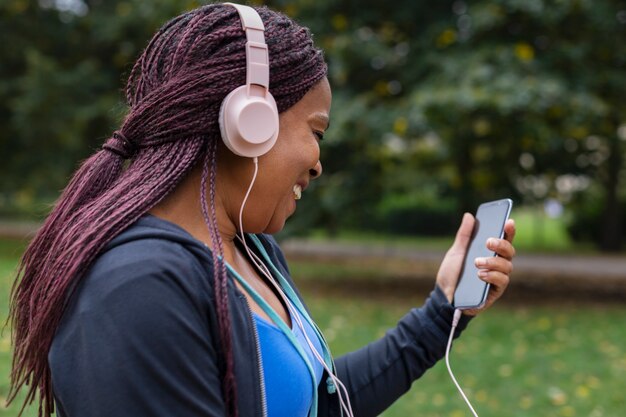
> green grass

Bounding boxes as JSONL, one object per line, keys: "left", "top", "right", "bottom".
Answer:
{"left": 304, "top": 290, "right": 626, "bottom": 417}
{"left": 0, "top": 239, "right": 624, "bottom": 417}
{"left": 0, "top": 247, "right": 39, "bottom": 417}
{"left": 0, "top": 238, "right": 41, "bottom": 416}
{"left": 510, "top": 208, "right": 595, "bottom": 254}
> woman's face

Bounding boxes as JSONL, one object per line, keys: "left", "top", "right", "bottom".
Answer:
{"left": 219, "top": 78, "right": 332, "bottom": 235}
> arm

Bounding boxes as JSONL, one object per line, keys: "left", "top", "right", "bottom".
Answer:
{"left": 320, "top": 215, "right": 516, "bottom": 416}
{"left": 328, "top": 286, "right": 470, "bottom": 417}
{"left": 49, "top": 241, "right": 225, "bottom": 417}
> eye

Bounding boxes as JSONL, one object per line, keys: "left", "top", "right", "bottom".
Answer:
{"left": 314, "top": 131, "right": 325, "bottom": 142}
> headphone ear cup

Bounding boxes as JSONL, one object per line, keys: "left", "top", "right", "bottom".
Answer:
{"left": 219, "top": 86, "right": 279, "bottom": 158}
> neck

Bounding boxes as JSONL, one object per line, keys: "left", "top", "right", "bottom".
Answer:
{"left": 148, "top": 163, "right": 241, "bottom": 265}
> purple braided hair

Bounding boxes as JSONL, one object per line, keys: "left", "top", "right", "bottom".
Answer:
{"left": 8, "top": 4, "right": 327, "bottom": 417}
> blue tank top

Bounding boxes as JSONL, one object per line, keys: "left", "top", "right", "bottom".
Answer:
{"left": 253, "top": 308, "right": 324, "bottom": 417}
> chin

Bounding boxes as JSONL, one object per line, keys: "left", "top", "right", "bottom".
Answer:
{"left": 261, "top": 213, "right": 290, "bottom": 235}
{"left": 258, "top": 203, "right": 293, "bottom": 235}
{"left": 263, "top": 221, "right": 286, "bottom": 235}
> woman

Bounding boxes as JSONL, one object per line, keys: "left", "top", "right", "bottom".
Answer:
{"left": 9, "top": 4, "right": 516, "bottom": 417}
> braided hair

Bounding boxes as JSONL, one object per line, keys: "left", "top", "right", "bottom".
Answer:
{"left": 8, "top": 4, "right": 327, "bottom": 416}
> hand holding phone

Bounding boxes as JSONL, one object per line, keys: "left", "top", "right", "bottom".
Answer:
{"left": 453, "top": 199, "right": 513, "bottom": 310}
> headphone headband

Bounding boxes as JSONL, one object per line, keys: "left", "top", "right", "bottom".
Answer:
{"left": 225, "top": 3, "right": 270, "bottom": 93}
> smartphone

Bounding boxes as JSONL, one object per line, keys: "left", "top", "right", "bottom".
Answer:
{"left": 453, "top": 198, "right": 513, "bottom": 310}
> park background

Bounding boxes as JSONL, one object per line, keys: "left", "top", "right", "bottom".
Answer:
{"left": 0, "top": 0, "right": 625, "bottom": 416}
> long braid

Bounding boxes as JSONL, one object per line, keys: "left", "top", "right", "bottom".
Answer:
{"left": 9, "top": 4, "right": 327, "bottom": 417}
{"left": 200, "top": 139, "right": 238, "bottom": 416}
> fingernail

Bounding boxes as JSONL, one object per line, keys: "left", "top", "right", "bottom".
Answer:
{"left": 475, "top": 257, "right": 487, "bottom": 267}
{"left": 478, "top": 270, "right": 488, "bottom": 277}
{"left": 488, "top": 238, "right": 499, "bottom": 248}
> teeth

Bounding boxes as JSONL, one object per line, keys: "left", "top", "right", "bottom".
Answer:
{"left": 293, "top": 184, "right": 302, "bottom": 200}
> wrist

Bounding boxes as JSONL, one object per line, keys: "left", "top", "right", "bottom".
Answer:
{"left": 436, "top": 282, "right": 455, "bottom": 303}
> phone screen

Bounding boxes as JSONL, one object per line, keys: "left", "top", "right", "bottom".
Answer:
{"left": 453, "top": 199, "right": 512, "bottom": 309}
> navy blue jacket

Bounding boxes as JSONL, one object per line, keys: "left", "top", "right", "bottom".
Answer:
{"left": 49, "top": 215, "right": 470, "bottom": 417}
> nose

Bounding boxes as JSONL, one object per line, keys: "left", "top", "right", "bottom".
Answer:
{"left": 309, "top": 160, "right": 323, "bottom": 179}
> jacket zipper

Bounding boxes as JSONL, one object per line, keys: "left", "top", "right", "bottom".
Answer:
{"left": 242, "top": 295, "right": 268, "bottom": 417}
{"left": 203, "top": 241, "right": 267, "bottom": 417}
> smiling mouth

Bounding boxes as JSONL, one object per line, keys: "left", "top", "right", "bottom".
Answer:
{"left": 293, "top": 184, "right": 302, "bottom": 200}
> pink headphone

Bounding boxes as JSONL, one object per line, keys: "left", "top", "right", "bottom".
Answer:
{"left": 219, "top": 3, "right": 279, "bottom": 158}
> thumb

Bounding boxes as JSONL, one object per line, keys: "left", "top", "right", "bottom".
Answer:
{"left": 452, "top": 212, "right": 475, "bottom": 252}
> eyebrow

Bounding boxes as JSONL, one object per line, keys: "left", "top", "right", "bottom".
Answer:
{"left": 312, "top": 113, "right": 330, "bottom": 130}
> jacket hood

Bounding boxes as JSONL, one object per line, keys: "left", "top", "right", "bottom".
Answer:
{"left": 104, "top": 214, "right": 208, "bottom": 254}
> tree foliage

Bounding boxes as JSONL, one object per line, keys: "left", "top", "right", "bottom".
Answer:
{"left": 275, "top": 0, "right": 626, "bottom": 249}
{"left": 1, "top": 0, "right": 625, "bottom": 249}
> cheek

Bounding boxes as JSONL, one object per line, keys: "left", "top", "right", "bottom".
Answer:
{"left": 290, "top": 141, "right": 320, "bottom": 176}
{"left": 268, "top": 143, "right": 315, "bottom": 182}
{"left": 250, "top": 189, "right": 293, "bottom": 234}
{"left": 247, "top": 167, "right": 294, "bottom": 216}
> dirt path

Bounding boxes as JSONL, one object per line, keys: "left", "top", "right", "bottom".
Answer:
{"left": 281, "top": 239, "right": 626, "bottom": 303}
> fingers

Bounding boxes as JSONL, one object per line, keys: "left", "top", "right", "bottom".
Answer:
{"left": 503, "top": 219, "right": 516, "bottom": 243}
{"left": 475, "top": 254, "right": 514, "bottom": 275}
{"left": 452, "top": 212, "right": 475, "bottom": 252}
{"left": 462, "top": 218, "right": 516, "bottom": 316}
{"left": 477, "top": 269, "right": 510, "bottom": 290}
{"left": 460, "top": 269, "right": 510, "bottom": 316}
{"left": 486, "top": 237, "right": 516, "bottom": 260}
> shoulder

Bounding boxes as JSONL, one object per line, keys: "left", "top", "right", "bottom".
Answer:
{"left": 95, "top": 236, "right": 207, "bottom": 278}
{"left": 50, "top": 224, "right": 226, "bottom": 417}
{"left": 70, "top": 218, "right": 216, "bottom": 322}
{"left": 92, "top": 237, "right": 209, "bottom": 293}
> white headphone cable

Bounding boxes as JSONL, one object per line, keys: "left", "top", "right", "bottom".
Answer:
{"left": 245, "top": 247, "right": 355, "bottom": 417}
{"left": 446, "top": 309, "right": 480, "bottom": 417}
{"left": 235, "top": 158, "right": 354, "bottom": 417}
{"left": 257, "top": 264, "right": 355, "bottom": 417}
{"left": 285, "top": 298, "right": 355, "bottom": 417}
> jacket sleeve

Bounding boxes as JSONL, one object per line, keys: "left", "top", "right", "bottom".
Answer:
{"left": 49, "top": 240, "right": 226, "bottom": 417}
{"left": 320, "top": 286, "right": 472, "bottom": 417}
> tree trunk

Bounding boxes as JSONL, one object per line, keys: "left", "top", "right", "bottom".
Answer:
{"left": 599, "top": 136, "right": 624, "bottom": 252}
{"left": 455, "top": 131, "right": 475, "bottom": 215}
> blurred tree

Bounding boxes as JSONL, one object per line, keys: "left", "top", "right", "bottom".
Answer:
{"left": 0, "top": 0, "right": 194, "bottom": 217}
{"left": 403, "top": 0, "right": 626, "bottom": 250}
{"left": 1, "top": 0, "right": 625, "bottom": 250}
{"left": 269, "top": 0, "right": 465, "bottom": 234}
{"left": 271, "top": 0, "right": 626, "bottom": 249}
